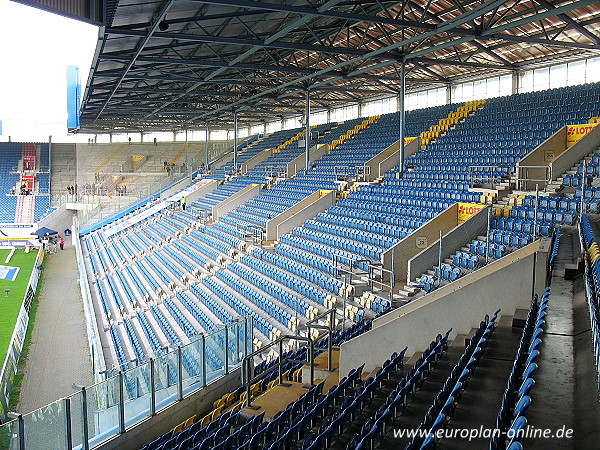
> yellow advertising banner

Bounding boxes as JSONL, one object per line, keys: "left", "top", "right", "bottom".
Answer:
{"left": 404, "top": 136, "right": 417, "bottom": 145}
{"left": 132, "top": 155, "right": 144, "bottom": 162}
{"left": 457, "top": 202, "right": 485, "bottom": 223}
{"left": 567, "top": 123, "right": 598, "bottom": 147}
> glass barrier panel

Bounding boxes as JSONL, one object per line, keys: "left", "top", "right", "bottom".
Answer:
{"left": 22, "top": 398, "right": 67, "bottom": 449}
{"left": 154, "top": 351, "right": 178, "bottom": 412}
{"left": 68, "top": 391, "right": 86, "bottom": 450}
{"left": 181, "top": 339, "right": 204, "bottom": 396}
{"left": 227, "top": 321, "right": 243, "bottom": 371}
{"left": 0, "top": 418, "right": 20, "bottom": 450}
{"left": 123, "top": 362, "right": 152, "bottom": 429}
{"left": 86, "top": 375, "right": 121, "bottom": 447}
{"left": 205, "top": 328, "right": 225, "bottom": 384}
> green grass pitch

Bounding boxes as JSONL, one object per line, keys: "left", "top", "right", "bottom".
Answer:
{"left": 0, "top": 249, "right": 37, "bottom": 368}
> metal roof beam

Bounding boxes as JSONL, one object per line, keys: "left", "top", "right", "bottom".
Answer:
{"left": 104, "top": 27, "right": 401, "bottom": 59}
{"left": 185, "top": 0, "right": 434, "bottom": 30}
{"left": 411, "top": 56, "right": 514, "bottom": 70}
{"left": 94, "top": 0, "right": 176, "bottom": 120}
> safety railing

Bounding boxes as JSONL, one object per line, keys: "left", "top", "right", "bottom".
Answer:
{"left": 0, "top": 317, "right": 252, "bottom": 450}
{"left": 73, "top": 218, "right": 106, "bottom": 382}
{"left": 515, "top": 165, "right": 552, "bottom": 191}
{"left": 468, "top": 165, "right": 512, "bottom": 187}
{"left": 306, "top": 308, "right": 338, "bottom": 371}
{"left": 241, "top": 334, "right": 315, "bottom": 409}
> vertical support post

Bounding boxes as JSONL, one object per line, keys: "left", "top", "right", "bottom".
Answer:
{"left": 398, "top": 60, "right": 406, "bottom": 175}
{"left": 343, "top": 273, "right": 348, "bottom": 331}
{"left": 65, "top": 398, "right": 73, "bottom": 450}
{"left": 246, "top": 356, "right": 252, "bottom": 408}
{"left": 118, "top": 371, "right": 125, "bottom": 434}
{"left": 233, "top": 111, "right": 238, "bottom": 173}
{"left": 486, "top": 207, "right": 491, "bottom": 263}
{"left": 438, "top": 230, "right": 443, "bottom": 280}
{"left": 295, "top": 299, "right": 299, "bottom": 336}
{"left": 17, "top": 414, "right": 25, "bottom": 450}
{"left": 278, "top": 339, "right": 283, "bottom": 385}
{"left": 177, "top": 346, "right": 183, "bottom": 401}
{"left": 581, "top": 160, "right": 586, "bottom": 216}
{"left": 533, "top": 184, "right": 539, "bottom": 240}
{"left": 81, "top": 387, "right": 90, "bottom": 450}
{"left": 205, "top": 122, "right": 210, "bottom": 169}
{"left": 328, "top": 310, "right": 333, "bottom": 371}
{"left": 201, "top": 336, "right": 207, "bottom": 387}
{"left": 150, "top": 358, "right": 156, "bottom": 416}
{"left": 224, "top": 327, "right": 230, "bottom": 374}
{"left": 390, "top": 248, "right": 396, "bottom": 304}
{"left": 305, "top": 88, "right": 311, "bottom": 174}
{"left": 185, "top": 130, "right": 188, "bottom": 175}
{"left": 309, "top": 341, "right": 315, "bottom": 386}
{"left": 48, "top": 136, "right": 52, "bottom": 195}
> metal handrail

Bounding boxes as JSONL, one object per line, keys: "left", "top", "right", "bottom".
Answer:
{"left": 468, "top": 165, "right": 512, "bottom": 186}
{"left": 306, "top": 308, "right": 338, "bottom": 371}
{"left": 515, "top": 165, "right": 552, "bottom": 190}
{"left": 241, "top": 335, "right": 315, "bottom": 408}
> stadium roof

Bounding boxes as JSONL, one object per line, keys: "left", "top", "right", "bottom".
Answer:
{"left": 69, "top": 0, "right": 600, "bottom": 132}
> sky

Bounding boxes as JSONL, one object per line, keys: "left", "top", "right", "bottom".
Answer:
{"left": 0, "top": 0, "right": 98, "bottom": 142}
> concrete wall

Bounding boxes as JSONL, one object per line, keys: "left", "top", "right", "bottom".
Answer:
{"left": 185, "top": 180, "right": 219, "bottom": 204}
{"left": 516, "top": 128, "right": 567, "bottom": 190}
{"left": 381, "top": 204, "right": 458, "bottom": 278}
{"left": 516, "top": 125, "right": 600, "bottom": 190}
{"left": 99, "top": 370, "right": 241, "bottom": 450}
{"left": 406, "top": 206, "right": 488, "bottom": 282}
{"left": 211, "top": 152, "right": 233, "bottom": 170}
{"left": 339, "top": 240, "right": 548, "bottom": 377}
{"left": 266, "top": 190, "right": 336, "bottom": 240}
{"left": 38, "top": 204, "right": 76, "bottom": 235}
{"left": 550, "top": 125, "right": 600, "bottom": 182}
{"left": 241, "top": 149, "right": 273, "bottom": 173}
{"left": 212, "top": 184, "right": 261, "bottom": 219}
{"left": 160, "top": 177, "right": 193, "bottom": 199}
{"left": 286, "top": 145, "right": 328, "bottom": 177}
{"left": 368, "top": 138, "right": 421, "bottom": 181}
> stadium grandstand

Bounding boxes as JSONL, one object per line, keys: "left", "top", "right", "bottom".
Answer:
{"left": 0, "top": 0, "right": 600, "bottom": 449}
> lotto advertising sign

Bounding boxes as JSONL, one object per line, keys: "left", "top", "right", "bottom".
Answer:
{"left": 457, "top": 203, "right": 486, "bottom": 223}
{"left": 404, "top": 137, "right": 417, "bottom": 145}
{"left": 567, "top": 124, "right": 598, "bottom": 147}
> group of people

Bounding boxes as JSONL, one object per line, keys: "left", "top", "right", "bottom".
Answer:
{"left": 39, "top": 234, "right": 65, "bottom": 253}
{"left": 115, "top": 185, "right": 127, "bottom": 196}
{"left": 66, "top": 185, "right": 78, "bottom": 195}
{"left": 164, "top": 161, "right": 187, "bottom": 175}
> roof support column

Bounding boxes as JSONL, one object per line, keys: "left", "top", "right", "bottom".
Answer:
{"left": 398, "top": 60, "right": 406, "bottom": 176}
{"left": 305, "top": 88, "right": 311, "bottom": 175}
{"left": 205, "top": 123, "right": 210, "bottom": 168}
{"left": 233, "top": 111, "right": 238, "bottom": 173}
{"left": 512, "top": 71, "right": 520, "bottom": 95}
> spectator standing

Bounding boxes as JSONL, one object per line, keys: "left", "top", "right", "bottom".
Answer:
{"left": 58, "top": 236, "right": 65, "bottom": 250}
{"left": 181, "top": 196, "right": 187, "bottom": 211}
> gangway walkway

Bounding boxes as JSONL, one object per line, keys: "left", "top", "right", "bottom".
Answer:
{"left": 17, "top": 241, "right": 93, "bottom": 414}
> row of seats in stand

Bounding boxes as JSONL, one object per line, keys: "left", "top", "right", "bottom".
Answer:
{"left": 346, "top": 311, "right": 499, "bottom": 450}
{"left": 415, "top": 237, "right": 512, "bottom": 294}
{"left": 138, "top": 318, "right": 375, "bottom": 450}
{"left": 490, "top": 289, "right": 549, "bottom": 450}
{"left": 579, "top": 214, "right": 600, "bottom": 396}
{"left": 344, "top": 332, "right": 450, "bottom": 450}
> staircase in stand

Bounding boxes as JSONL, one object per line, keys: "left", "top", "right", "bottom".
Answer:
{"left": 15, "top": 195, "right": 35, "bottom": 223}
